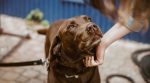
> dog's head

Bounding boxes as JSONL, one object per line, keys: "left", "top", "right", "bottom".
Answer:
{"left": 56, "top": 15, "right": 102, "bottom": 57}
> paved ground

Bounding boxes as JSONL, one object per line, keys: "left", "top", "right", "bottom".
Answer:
{"left": 100, "top": 40, "right": 150, "bottom": 83}
{"left": 0, "top": 15, "right": 150, "bottom": 83}
{"left": 0, "top": 15, "right": 47, "bottom": 83}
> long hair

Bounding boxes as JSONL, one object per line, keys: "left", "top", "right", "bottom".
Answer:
{"left": 90, "top": 0, "right": 150, "bottom": 31}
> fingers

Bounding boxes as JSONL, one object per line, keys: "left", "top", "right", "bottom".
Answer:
{"left": 86, "top": 56, "right": 91, "bottom": 66}
{"left": 83, "top": 56, "right": 95, "bottom": 67}
{"left": 83, "top": 55, "right": 104, "bottom": 67}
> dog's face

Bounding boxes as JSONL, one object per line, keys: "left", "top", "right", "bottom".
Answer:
{"left": 47, "top": 16, "right": 102, "bottom": 83}
{"left": 58, "top": 15, "right": 102, "bottom": 55}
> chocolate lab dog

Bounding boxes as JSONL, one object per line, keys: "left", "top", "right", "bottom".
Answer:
{"left": 38, "top": 15, "right": 103, "bottom": 83}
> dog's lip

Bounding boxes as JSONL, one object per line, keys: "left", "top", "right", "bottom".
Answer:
{"left": 85, "top": 38, "right": 101, "bottom": 50}
{"left": 81, "top": 33, "right": 100, "bottom": 43}
{"left": 81, "top": 36, "right": 91, "bottom": 42}
{"left": 91, "top": 34, "right": 101, "bottom": 44}
{"left": 91, "top": 38, "right": 101, "bottom": 47}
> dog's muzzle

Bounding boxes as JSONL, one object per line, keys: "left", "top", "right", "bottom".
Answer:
{"left": 86, "top": 23, "right": 98, "bottom": 33}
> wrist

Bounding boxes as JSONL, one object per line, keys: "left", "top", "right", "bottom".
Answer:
{"left": 99, "top": 37, "right": 110, "bottom": 49}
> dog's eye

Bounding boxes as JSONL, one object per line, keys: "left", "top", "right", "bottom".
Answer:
{"left": 83, "top": 16, "right": 92, "bottom": 22}
{"left": 87, "top": 17, "right": 92, "bottom": 22}
{"left": 67, "top": 24, "right": 76, "bottom": 30}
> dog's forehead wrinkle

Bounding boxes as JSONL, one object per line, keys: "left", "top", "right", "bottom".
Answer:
{"left": 81, "top": 15, "right": 89, "bottom": 18}
{"left": 82, "top": 16, "right": 89, "bottom": 19}
{"left": 68, "top": 18, "right": 76, "bottom": 22}
{"left": 59, "top": 20, "right": 68, "bottom": 30}
{"left": 71, "top": 16, "right": 88, "bottom": 25}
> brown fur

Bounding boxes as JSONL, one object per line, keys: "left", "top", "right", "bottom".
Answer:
{"left": 38, "top": 15, "right": 103, "bottom": 83}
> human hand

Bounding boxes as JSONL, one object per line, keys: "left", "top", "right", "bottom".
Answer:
{"left": 83, "top": 44, "right": 105, "bottom": 67}
{"left": 83, "top": 56, "right": 103, "bottom": 67}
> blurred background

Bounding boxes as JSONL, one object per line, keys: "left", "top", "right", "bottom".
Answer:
{"left": 0, "top": 0, "right": 150, "bottom": 83}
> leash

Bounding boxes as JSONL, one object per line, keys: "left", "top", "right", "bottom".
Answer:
{"left": 106, "top": 48, "right": 150, "bottom": 83}
{"left": 0, "top": 58, "right": 49, "bottom": 67}
{"left": 131, "top": 48, "right": 150, "bottom": 83}
{"left": 106, "top": 74, "right": 135, "bottom": 83}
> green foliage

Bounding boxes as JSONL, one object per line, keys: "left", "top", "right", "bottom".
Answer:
{"left": 41, "top": 20, "right": 49, "bottom": 27}
{"left": 26, "top": 9, "right": 49, "bottom": 27}
{"left": 26, "top": 9, "right": 43, "bottom": 22}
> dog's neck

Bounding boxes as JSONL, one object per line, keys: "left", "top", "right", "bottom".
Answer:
{"left": 58, "top": 43, "right": 95, "bottom": 63}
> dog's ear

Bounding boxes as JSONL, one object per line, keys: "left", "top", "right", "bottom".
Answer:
{"left": 52, "top": 36, "right": 61, "bottom": 56}
{"left": 37, "top": 28, "right": 48, "bottom": 35}
{"left": 47, "top": 20, "right": 64, "bottom": 62}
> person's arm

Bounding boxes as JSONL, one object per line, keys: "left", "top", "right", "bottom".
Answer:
{"left": 84, "top": 22, "right": 132, "bottom": 67}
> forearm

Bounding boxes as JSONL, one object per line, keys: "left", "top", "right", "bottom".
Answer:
{"left": 96, "top": 22, "right": 132, "bottom": 60}
{"left": 102, "top": 22, "right": 132, "bottom": 48}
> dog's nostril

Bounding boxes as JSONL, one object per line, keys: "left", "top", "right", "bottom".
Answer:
{"left": 92, "top": 25, "right": 97, "bottom": 28}
{"left": 89, "top": 26, "right": 92, "bottom": 30}
{"left": 87, "top": 24, "right": 97, "bottom": 32}
{"left": 87, "top": 26, "right": 92, "bottom": 32}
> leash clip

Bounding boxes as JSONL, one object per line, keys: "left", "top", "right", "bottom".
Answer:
{"left": 41, "top": 58, "right": 49, "bottom": 69}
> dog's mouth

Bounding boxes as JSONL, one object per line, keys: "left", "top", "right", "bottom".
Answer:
{"left": 78, "top": 26, "right": 102, "bottom": 51}
{"left": 91, "top": 35, "right": 101, "bottom": 46}
{"left": 81, "top": 23, "right": 102, "bottom": 43}
{"left": 86, "top": 34, "right": 101, "bottom": 50}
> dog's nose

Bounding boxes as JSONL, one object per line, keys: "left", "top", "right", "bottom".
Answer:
{"left": 86, "top": 23, "right": 97, "bottom": 33}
